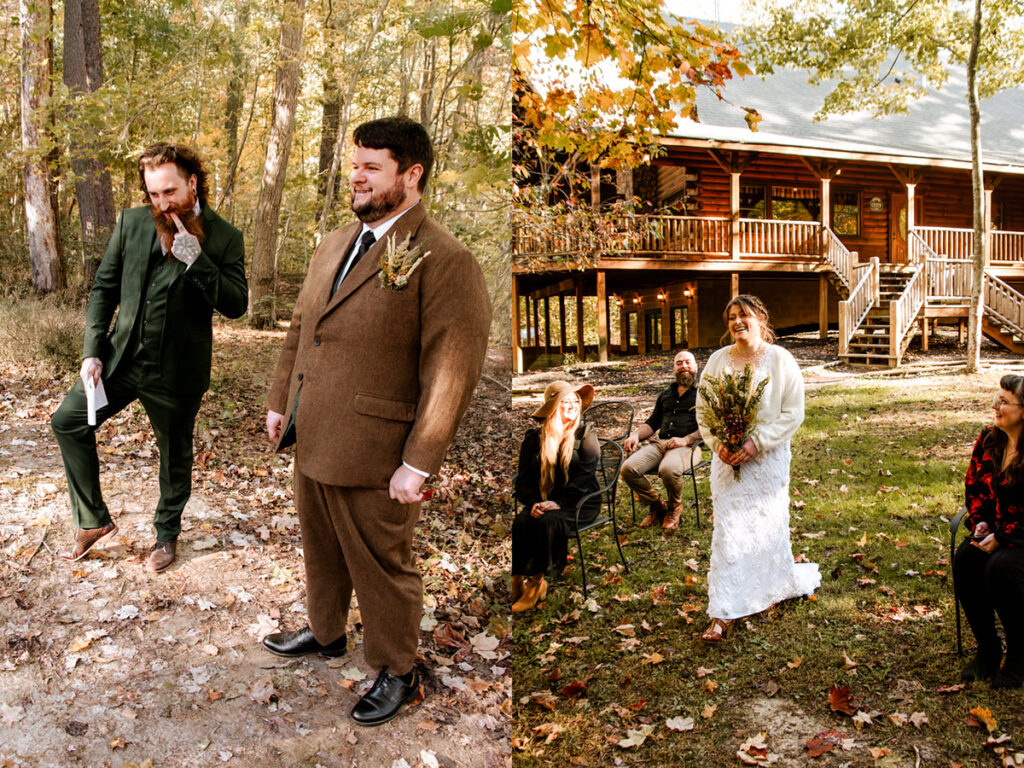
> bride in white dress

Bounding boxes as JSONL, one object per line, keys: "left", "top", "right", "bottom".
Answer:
{"left": 696, "top": 295, "right": 821, "bottom": 642}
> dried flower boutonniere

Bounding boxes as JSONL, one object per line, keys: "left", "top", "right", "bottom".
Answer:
{"left": 379, "top": 233, "right": 430, "bottom": 290}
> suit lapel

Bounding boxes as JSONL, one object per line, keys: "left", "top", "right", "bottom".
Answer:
{"left": 323, "top": 204, "right": 429, "bottom": 313}
{"left": 314, "top": 223, "right": 362, "bottom": 313}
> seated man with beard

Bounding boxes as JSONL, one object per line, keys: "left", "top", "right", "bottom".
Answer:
{"left": 51, "top": 143, "right": 248, "bottom": 572}
{"left": 620, "top": 350, "right": 703, "bottom": 530}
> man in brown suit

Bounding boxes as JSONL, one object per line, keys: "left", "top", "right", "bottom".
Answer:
{"left": 262, "top": 117, "right": 491, "bottom": 726}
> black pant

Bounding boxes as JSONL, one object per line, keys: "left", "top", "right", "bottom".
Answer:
{"left": 511, "top": 501, "right": 600, "bottom": 578}
{"left": 953, "top": 539, "right": 1024, "bottom": 660}
{"left": 50, "top": 356, "right": 204, "bottom": 542}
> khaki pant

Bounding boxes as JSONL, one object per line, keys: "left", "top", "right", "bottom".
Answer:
{"left": 620, "top": 437, "right": 703, "bottom": 510}
{"left": 293, "top": 466, "right": 422, "bottom": 676}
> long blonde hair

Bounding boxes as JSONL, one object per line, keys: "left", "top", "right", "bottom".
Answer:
{"left": 538, "top": 396, "right": 581, "bottom": 499}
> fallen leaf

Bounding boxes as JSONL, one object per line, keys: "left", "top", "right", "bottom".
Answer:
{"left": 869, "top": 746, "right": 891, "bottom": 761}
{"left": 887, "top": 712, "right": 908, "bottom": 727}
{"left": 109, "top": 738, "right": 127, "bottom": 749}
{"left": 806, "top": 730, "right": 842, "bottom": 758}
{"left": 560, "top": 681, "right": 587, "bottom": 699}
{"left": 613, "top": 624, "right": 635, "bottom": 637}
{"left": 0, "top": 702, "right": 25, "bottom": 724}
{"left": 530, "top": 691, "right": 558, "bottom": 711}
{"left": 617, "top": 724, "right": 654, "bottom": 749}
{"left": 970, "top": 706, "right": 997, "bottom": 733}
{"left": 704, "top": 679, "right": 718, "bottom": 692}
{"left": 696, "top": 666, "right": 715, "bottom": 678}
{"left": 829, "top": 685, "right": 859, "bottom": 716}
{"left": 701, "top": 703, "right": 717, "bottom": 719}
{"left": 787, "top": 657, "right": 803, "bottom": 670}
{"left": 738, "top": 732, "right": 777, "bottom": 764}
{"left": 937, "top": 683, "right": 965, "bottom": 694}
{"left": 852, "top": 711, "right": 873, "bottom": 729}
{"left": 666, "top": 716, "right": 695, "bottom": 732}
{"left": 531, "top": 722, "right": 565, "bottom": 743}
{"left": 841, "top": 649, "right": 858, "bottom": 669}
{"left": 909, "top": 711, "right": 928, "bottom": 728}
{"left": 247, "top": 676, "right": 276, "bottom": 704}
{"left": 641, "top": 652, "right": 664, "bottom": 665}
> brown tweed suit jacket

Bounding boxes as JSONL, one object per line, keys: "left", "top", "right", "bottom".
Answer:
{"left": 268, "top": 203, "right": 491, "bottom": 487}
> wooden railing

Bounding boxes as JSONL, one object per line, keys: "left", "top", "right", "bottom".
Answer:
{"left": 927, "top": 258, "right": 973, "bottom": 300}
{"left": 822, "top": 227, "right": 853, "bottom": 293}
{"left": 889, "top": 266, "right": 925, "bottom": 358}
{"left": 915, "top": 226, "right": 973, "bottom": 260}
{"left": 838, "top": 257, "right": 879, "bottom": 355}
{"left": 740, "top": 219, "right": 821, "bottom": 257}
{"left": 512, "top": 216, "right": 593, "bottom": 258}
{"left": 993, "top": 231, "right": 1024, "bottom": 263}
{"left": 984, "top": 272, "right": 1024, "bottom": 337}
{"left": 605, "top": 215, "right": 731, "bottom": 256}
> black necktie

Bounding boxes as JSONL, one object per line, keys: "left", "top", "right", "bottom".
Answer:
{"left": 332, "top": 230, "right": 376, "bottom": 296}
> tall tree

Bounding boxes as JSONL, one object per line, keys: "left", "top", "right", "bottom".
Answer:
{"left": 221, "top": 1, "right": 251, "bottom": 223}
{"left": 249, "top": 0, "right": 307, "bottom": 328}
{"left": 20, "top": 0, "right": 63, "bottom": 293}
{"left": 740, "top": 0, "right": 1024, "bottom": 371}
{"left": 64, "top": 0, "right": 115, "bottom": 285}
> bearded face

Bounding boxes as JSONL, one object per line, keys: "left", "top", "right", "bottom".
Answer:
{"left": 350, "top": 173, "right": 407, "bottom": 224}
{"left": 143, "top": 163, "right": 204, "bottom": 256}
{"left": 676, "top": 368, "right": 696, "bottom": 388}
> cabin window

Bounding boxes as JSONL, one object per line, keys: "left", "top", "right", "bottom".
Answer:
{"left": 740, "top": 186, "right": 767, "bottom": 219}
{"left": 671, "top": 307, "right": 688, "bottom": 347}
{"left": 771, "top": 186, "right": 821, "bottom": 221}
{"left": 645, "top": 310, "right": 663, "bottom": 349}
{"left": 832, "top": 190, "right": 860, "bottom": 237}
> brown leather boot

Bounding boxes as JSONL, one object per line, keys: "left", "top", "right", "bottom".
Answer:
{"left": 638, "top": 497, "right": 667, "bottom": 528}
{"left": 511, "top": 575, "right": 524, "bottom": 603}
{"left": 662, "top": 505, "right": 682, "bottom": 531}
{"left": 59, "top": 523, "right": 118, "bottom": 562}
{"left": 147, "top": 540, "right": 177, "bottom": 572}
{"left": 512, "top": 575, "right": 547, "bottom": 613}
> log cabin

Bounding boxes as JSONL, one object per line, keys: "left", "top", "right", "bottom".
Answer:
{"left": 512, "top": 61, "right": 1024, "bottom": 371}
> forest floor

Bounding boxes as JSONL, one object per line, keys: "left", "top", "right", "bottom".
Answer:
{"left": 511, "top": 327, "right": 1024, "bottom": 768}
{"left": 0, "top": 312, "right": 515, "bottom": 768}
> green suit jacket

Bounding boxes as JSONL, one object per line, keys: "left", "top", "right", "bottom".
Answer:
{"left": 83, "top": 205, "right": 247, "bottom": 395}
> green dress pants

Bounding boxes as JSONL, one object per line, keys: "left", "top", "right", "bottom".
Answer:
{"left": 50, "top": 356, "right": 204, "bottom": 542}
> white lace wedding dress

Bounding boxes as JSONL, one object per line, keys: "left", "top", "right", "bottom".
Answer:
{"left": 698, "top": 345, "right": 821, "bottom": 620}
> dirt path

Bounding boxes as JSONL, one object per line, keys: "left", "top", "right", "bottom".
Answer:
{"left": 0, "top": 325, "right": 513, "bottom": 768}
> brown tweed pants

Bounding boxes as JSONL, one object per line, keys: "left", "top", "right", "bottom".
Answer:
{"left": 293, "top": 466, "right": 422, "bottom": 675}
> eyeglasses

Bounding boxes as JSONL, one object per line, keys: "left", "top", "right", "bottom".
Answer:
{"left": 993, "top": 397, "right": 1023, "bottom": 409}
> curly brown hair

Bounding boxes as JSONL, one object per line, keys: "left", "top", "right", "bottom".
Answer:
{"left": 983, "top": 373, "right": 1024, "bottom": 484}
{"left": 137, "top": 143, "right": 210, "bottom": 207}
{"left": 720, "top": 294, "right": 777, "bottom": 345}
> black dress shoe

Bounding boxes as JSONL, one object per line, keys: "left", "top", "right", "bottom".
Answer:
{"left": 350, "top": 668, "right": 421, "bottom": 726}
{"left": 262, "top": 626, "right": 347, "bottom": 658}
{"left": 961, "top": 649, "right": 1002, "bottom": 682}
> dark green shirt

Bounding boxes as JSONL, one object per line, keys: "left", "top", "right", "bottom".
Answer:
{"left": 133, "top": 251, "right": 177, "bottom": 359}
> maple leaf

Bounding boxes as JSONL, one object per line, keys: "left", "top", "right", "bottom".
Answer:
{"left": 641, "top": 652, "right": 664, "bottom": 665}
{"left": 530, "top": 691, "right": 558, "bottom": 711}
{"left": 869, "top": 747, "right": 891, "bottom": 762}
{"left": 887, "top": 712, "right": 908, "bottom": 727}
{"left": 701, "top": 703, "right": 717, "bottom": 719}
{"left": 909, "top": 711, "right": 929, "bottom": 728}
{"left": 970, "top": 706, "right": 998, "bottom": 733}
{"left": 787, "top": 657, "right": 803, "bottom": 670}
{"left": 666, "top": 716, "right": 695, "bottom": 732}
{"left": 696, "top": 666, "right": 715, "bottom": 678}
{"left": 829, "top": 685, "right": 860, "bottom": 716}
{"left": 247, "top": 676, "right": 276, "bottom": 704}
{"left": 613, "top": 624, "right": 635, "bottom": 637}
{"left": 852, "top": 711, "right": 873, "bottom": 729}
{"left": 806, "top": 730, "right": 842, "bottom": 758}
{"left": 560, "top": 680, "right": 587, "bottom": 699}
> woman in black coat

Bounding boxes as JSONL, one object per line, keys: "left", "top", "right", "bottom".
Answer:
{"left": 512, "top": 380, "right": 601, "bottom": 612}
{"left": 955, "top": 374, "right": 1024, "bottom": 689}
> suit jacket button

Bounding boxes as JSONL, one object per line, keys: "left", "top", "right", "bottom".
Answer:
{"left": 314, "top": 337, "right": 321, "bottom": 346}
{"left": 297, "top": 373, "right": 304, "bottom": 381}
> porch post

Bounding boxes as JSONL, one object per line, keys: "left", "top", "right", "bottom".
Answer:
{"left": 731, "top": 272, "right": 739, "bottom": 298}
{"left": 637, "top": 300, "right": 647, "bottom": 354}
{"left": 984, "top": 186, "right": 994, "bottom": 260}
{"left": 906, "top": 183, "right": 916, "bottom": 233}
{"left": 819, "top": 274, "right": 828, "bottom": 340}
{"left": 662, "top": 301, "right": 671, "bottom": 351}
{"left": 596, "top": 270, "right": 608, "bottom": 362}
{"left": 921, "top": 317, "right": 929, "bottom": 352}
{"left": 575, "top": 276, "right": 585, "bottom": 359}
{"left": 689, "top": 286, "right": 699, "bottom": 349}
{"left": 559, "top": 294, "right": 567, "bottom": 353}
{"left": 513, "top": 276, "right": 523, "bottom": 373}
{"left": 820, "top": 177, "right": 831, "bottom": 230}
{"left": 531, "top": 295, "right": 540, "bottom": 347}
{"left": 543, "top": 296, "right": 551, "bottom": 353}
{"left": 730, "top": 172, "right": 741, "bottom": 259}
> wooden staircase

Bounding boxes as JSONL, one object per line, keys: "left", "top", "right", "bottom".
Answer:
{"left": 841, "top": 269, "right": 916, "bottom": 366}
{"left": 982, "top": 318, "right": 1024, "bottom": 353}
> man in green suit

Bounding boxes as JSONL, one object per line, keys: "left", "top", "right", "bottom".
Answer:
{"left": 51, "top": 143, "right": 248, "bottom": 572}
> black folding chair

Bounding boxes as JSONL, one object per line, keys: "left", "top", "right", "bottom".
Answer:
{"left": 583, "top": 401, "right": 634, "bottom": 518}
{"left": 627, "top": 440, "right": 711, "bottom": 527}
{"left": 571, "top": 438, "right": 628, "bottom": 599}
{"left": 949, "top": 505, "right": 969, "bottom": 657}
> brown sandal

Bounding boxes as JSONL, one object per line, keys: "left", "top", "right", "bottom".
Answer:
{"left": 701, "top": 618, "right": 735, "bottom": 643}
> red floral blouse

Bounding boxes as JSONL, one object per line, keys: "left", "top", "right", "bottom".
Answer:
{"left": 964, "top": 426, "right": 1024, "bottom": 546}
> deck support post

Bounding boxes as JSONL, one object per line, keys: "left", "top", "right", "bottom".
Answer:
{"left": 559, "top": 294, "right": 567, "bottom": 353}
{"left": 575, "top": 276, "right": 585, "bottom": 360}
{"left": 596, "top": 270, "right": 608, "bottom": 362}
{"left": 731, "top": 272, "right": 739, "bottom": 298}
{"left": 543, "top": 296, "right": 551, "bottom": 353}
{"left": 921, "top": 317, "right": 929, "bottom": 351}
{"left": 730, "top": 172, "right": 741, "bottom": 260}
{"left": 819, "top": 274, "right": 829, "bottom": 340}
{"left": 513, "top": 276, "right": 523, "bottom": 373}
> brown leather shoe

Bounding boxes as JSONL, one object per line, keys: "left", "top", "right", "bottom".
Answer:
{"left": 661, "top": 505, "right": 682, "bottom": 531}
{"left": 147, "top": 540, "right": 176, "bottom": 572}
{"left": 59, "top": 523, "right": 117, "bottom": 562}
{"left": 638, "top": 498, "right": 667, "bottom": 528}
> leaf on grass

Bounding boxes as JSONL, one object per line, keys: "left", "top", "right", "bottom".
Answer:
{"left": 530, "top": 691, "right": 558, "bottom": 711}
{"left": 909, "top": 711, "right": 928, "bottom": 728}
{"left": 841, "top": 649, "right": 858, "bottom": 669}
{"left": 641, "top": 652, "right": 664, "bottom": 665}
{"left": 696, "top": 666, "right": 715, "bottom": 678}
{"left": 869, "top": 746, "right": 891, "bottom": 761}
{"left": 531, "top": 722, "right": 565, "bottom": 743}
{"left": 617, "top": 724, "right": 654, "bottom": 749}
{"left": 469, "top": 631, "right": 500, "bottom": 658}
{"left": 560, "top": 681, "right": 587, "bottom": 699}
{"left": 937, "top": 683, "right": 966, "bottom": 694}
{"left": 806, "top": 730, "right": 842, "bottom": 758}
{"left": 652, "top": 583, "right": 671, "bottom": 604}
{"left": 786, "top": 657, "right": 803, "bottom": 670}
{"left": 970, "top": 706, "right": 997, "bottom": 733}
{"left": 701, "top": 703, "right": 717, "bottom": 719}
{"left": 829, "top": 685, "right": 859, "bottom": 716}
{"left": 887, "top": 712, "right": 908, "bottom": 727}
{"left": 738, "top": 732, "right": 777, "bottom": 764}
{"left": 613, "top": 624, "right": 635, "bottom": 637}
{"left": 852, "top": 711, "right": 873, "bottom": 729}
{"left": 704, "top": 680, "right": 719, "bottom": 692}
{"left": 666, "top": 716, "right": 695, "bottom": 732}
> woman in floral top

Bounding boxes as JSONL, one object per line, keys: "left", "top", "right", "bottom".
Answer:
{"left": 955, "top": 374, "right": 1024, "bottom": 689}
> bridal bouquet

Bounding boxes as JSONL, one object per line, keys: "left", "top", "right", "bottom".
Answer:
{"left": 696, "top": 364, "right": 769, "bottom": 481}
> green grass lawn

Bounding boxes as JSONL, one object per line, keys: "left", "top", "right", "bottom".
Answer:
{"left": 512, "top": 370, "right": 1024, "bottom": 767}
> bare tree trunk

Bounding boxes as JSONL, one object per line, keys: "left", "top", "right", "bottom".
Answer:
{"left": 315, "top": 9, "right": 342, "bottom": 224}
{"left": 249, "top": 0, "right": 306, "bottom": 329}
{"left": 222, "top": 2, "right": 250, "bottom": 222}
{"left": 64, "top": 0, "right": 113, "bottom": 286}
{"left": 966, "top": 0, "right": 985, "bottom": 373}
{"left": 21, "top": 0, "right": 64, "bottom": 293}
{"left": 316, "top": 0, "right": 391, "bottom": 241}
{"left": 419, "top": 39, "right": 437, "bottom": 129}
